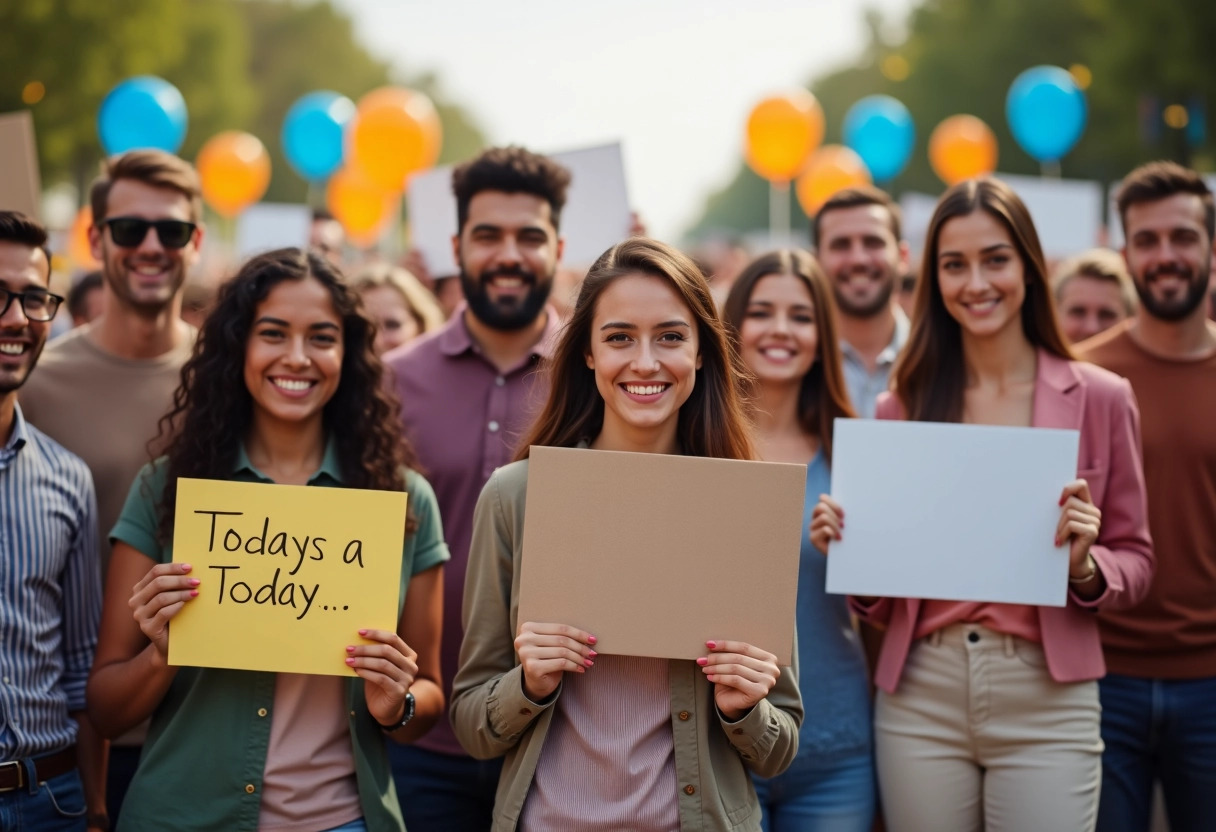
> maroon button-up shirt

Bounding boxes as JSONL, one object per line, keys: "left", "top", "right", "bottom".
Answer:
{"left": 386, "top": 306, "right": 560, "bottom": 756}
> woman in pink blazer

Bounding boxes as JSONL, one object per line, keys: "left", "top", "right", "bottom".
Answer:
{"left": 811, "top": 178, "right": 1153, "bottom": 832}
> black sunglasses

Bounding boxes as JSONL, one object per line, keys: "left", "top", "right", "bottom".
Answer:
{"left": 0, "top": 287, "right": 65, "bottom": 322}
{"left": 103, "top": 217, "right": 197, "bottom": 249}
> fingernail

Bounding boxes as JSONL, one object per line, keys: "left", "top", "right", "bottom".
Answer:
{"left": 180, "top": 564, "right": 192, "bottom": 572}
{"left": 358, "top": 629, "right": 368, "bottom": 636}
{"left": 188, "top": 578, "right": 200, "bottom": 587}
{"left": 345, "top": 658, "right": 355, "bottom": 665}
{"left": 584, "top": 659, "right": 594, "bottom": 667}
{"left": 576, "top": 666, "right": 586, "bottom": 673}
{"left": 706, "top": 640, "right": 717, "bottom": 649}
{"left": 588, "top": 635, "right": 597, "bottom": 645}
{"left": 588, "top": 651, "right": 597, "bottom": 658}
{"left": 189, "top": 590, "right": 198, "bottom": 597}
{"left": 696, "top": 657, "right": 708, "bottom": 666}
{"left": 346, "top": 645, "right": 355, "bottom": 653}
{"left": 707, "top": 674, "right": 717, "bottom": 682}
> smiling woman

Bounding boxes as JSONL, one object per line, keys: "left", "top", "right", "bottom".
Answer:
{"left": 87, "top": 248, "right": 450, "bottom": 832}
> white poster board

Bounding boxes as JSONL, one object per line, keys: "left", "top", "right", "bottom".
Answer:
{"left": 825, "top": 419, "right": 1080, "bottom": 607}
{"left": 235, "top": 203, "right": 312, "bottom": 261}
{"left": 406, "top": 141, "right": 633, "bottom": 276}
{"left": 999, "top": 173, "right": 1103, "bottom": 260}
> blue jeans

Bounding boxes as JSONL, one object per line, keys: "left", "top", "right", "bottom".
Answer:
{"left": 752, "top": 747, "right": 875, "bottom": 832}
{"left": 1098, "top": 673, "right": 1216, "bottom": 832}
{"left": 0, "top": 768, "right": 87, "bottom": 831}
{"left": 389, "top": 743, "right": 503, "bottom": 832}
{"left": 323, "top": 820, "right": 367, "bottom": 832}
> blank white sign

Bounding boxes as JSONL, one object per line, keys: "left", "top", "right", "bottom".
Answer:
{"left": 825, "top": 419, "right": 1080, "bottom": 607}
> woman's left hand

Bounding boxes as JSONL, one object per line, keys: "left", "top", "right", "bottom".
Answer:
{"left": 348, "top": 628, "right": 418, "bottom": 727}
{"left": 1057, "top": 479, "right": 1102, "bottom": 579}
{"left": 698, "top": 640, "right": 781, "bottom": 722}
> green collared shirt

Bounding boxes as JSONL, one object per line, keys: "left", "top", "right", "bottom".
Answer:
{"left": 110, "top": 441, "right": 449, "bottom": 832}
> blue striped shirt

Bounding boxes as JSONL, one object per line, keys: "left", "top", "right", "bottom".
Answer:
{"left": 0, "top": 403, "right": 100, "bottom": 758}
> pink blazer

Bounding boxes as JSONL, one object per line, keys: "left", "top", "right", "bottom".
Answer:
{"left": 854, "top": 350, "right": 1154, "bottom": 693}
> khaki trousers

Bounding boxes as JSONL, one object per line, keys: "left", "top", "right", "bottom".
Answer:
{"left": 875, "top": 624, "right": 1103, "bottom": 832}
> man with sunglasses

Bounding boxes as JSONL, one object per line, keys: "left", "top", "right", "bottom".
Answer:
{"left": 0, "top": 211, "right": 106, "bottom": 831}
{"left": 18, "top": 149, "right": 204, "bottom": 827}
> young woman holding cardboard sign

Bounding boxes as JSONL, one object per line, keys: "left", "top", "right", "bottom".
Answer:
{"left": 723, "top": 250, "right": 874, "bottom": 832}
{"left": 810, "top": 178, "right": 1152, "bottom": 832}
{"left": 450, "top": 237, "right": 802, "bottom": 831}
{"left": 87, "top": 249, "right": 447, "bottom": 832}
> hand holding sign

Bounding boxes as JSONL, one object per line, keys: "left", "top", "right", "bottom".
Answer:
{"left": 698, "top": 640, "right": 782, "bottom": 721}
{"left": 515, "top": 621, "right": 598, "bottom": 701}
{"left": 129, "top": 561, "right": 200, "bottom": 659}
{"left": 348, "top": 628, "right": 418, "bottom": 727}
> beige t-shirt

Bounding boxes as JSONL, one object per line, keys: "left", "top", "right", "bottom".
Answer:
{"left": 258, "top": 674, "right": 362, "bottom": 832}
{"left": 18, "top": 324, "right": 195, "bottom": 575}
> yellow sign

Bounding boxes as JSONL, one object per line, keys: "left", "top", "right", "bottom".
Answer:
{"left": 169, "top": 478, "right": 408, "bottom": 676}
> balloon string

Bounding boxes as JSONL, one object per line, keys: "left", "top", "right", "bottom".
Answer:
{"left": 769, "top": 181, "right": 790, "bottom": 247}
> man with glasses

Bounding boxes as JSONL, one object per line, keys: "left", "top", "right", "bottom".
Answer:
{"left": 18, "top": 149, "right": 204, "bottom": 827}
{"left": 0, "top": 211, "right": 105, "bottom": 831}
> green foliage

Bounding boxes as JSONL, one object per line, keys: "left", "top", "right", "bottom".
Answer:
{"left": 0, "top": 0, "right": 486, "bottom": 208}
{"left": 686, "top": 0, "right": 1216, "bottom": 239}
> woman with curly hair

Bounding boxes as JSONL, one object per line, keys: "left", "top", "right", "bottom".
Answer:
{"left": 450, "top": 237, "right": 802, "bottom": 831}
{"left": 87, "top": 249, "right": 447, "bottom": 832}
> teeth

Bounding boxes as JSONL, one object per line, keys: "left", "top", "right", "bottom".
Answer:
{"left": 272, "top": 378, "right": 312, "bottom": 392}
{"left": 492, "top": 277, "right": 523, "bottom": 287}
{"left": 966, "top": 299, "right": 998, "bottom": 311}
{"left": 762, "top": 348, "right": 793, "bottom": 360}
{"left": 0, "top": 343, "right": 25, "bottom": 355}
{"left": 625, "top": 384, "right": 666, "bottom": 396}
{"left": 134, "top": 266, "right": 165, "bottom": 276}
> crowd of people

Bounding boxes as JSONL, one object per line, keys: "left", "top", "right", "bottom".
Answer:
{"left": 0, "top": 141, "right": 1212, "bottom": 832}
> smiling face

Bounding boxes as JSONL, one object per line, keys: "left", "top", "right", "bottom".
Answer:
{"left": 454, "top": 190, "right": 561, "bottom": 331}
{"left": 936, "top": 210, "right": 1027, "bottom": 342}
{"left": 1056, "top": 275, "right": 1130, "bottom": 343}
{"left": 1123, "top": 193, "right": 1214, "bottom": 322}
{"left": 243, "top": 277, "right": 344, "bottom": 430}
{"left": 817, "top": 204, "right": 907, "bottom": 319}
{"left": 737, "top": 272, "right": 817, "bottom": 387}
{"left": 0, "top": 242, "right": 52, "bottom": 395}
{"left": 585, "top": 273, "right": 701, "bottom": 453}
{"left": 90, "top": 179, "right": 201, "bottom": 315}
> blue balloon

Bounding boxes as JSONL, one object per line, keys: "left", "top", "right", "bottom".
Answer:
{"left": 843, "top": 95, "right": 915, "bottom": 183}
{"left": 1006, "top": 66, "right": 1087, "bottom": 162}
{"left": 281, "top": 91, "right": 356, "bottom": 182}
{"left": 97, "top": 76, "right": 188, "bottom": 155}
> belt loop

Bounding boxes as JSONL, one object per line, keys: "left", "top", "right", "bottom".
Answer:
{"left": 22, "top": 757, "right": 37, "bottom": 795}
{"left": 1004, "top": 633, "right": 1016, "bottom": 658}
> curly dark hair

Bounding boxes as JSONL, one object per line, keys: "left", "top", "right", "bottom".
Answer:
{"left": 153, "top": 247, "right": 416, "bottom": 543}
{"left": 452, "top": 145, "right": 571, "bottom": 233}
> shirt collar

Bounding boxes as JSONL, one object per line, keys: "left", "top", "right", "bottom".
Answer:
{"left": 840, "top": 306, "right": 910, "bottom": 368}
{"left": 4, "top": 403, "right": 30, "bottom": 453}
{"left": 440, "top": 304, "right": 561, "bottom": 364}
{"left": 232, "top": 434, "right": 344, "bottom": 484}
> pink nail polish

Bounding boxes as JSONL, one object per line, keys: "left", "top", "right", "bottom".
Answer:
{"left": 584, "top": 659, "right": 594, "bottom": 667}
{"left": 707, "top": 674, "right": 717, "bottom": 682}
{"left": 358, "top": 629, "right": 368, "bottom": 636}
{"left": 588, "top": 651, "right": 598, "bottom": 658}
{"left": 345, "top": 658, "right": 355, "bottom": 665}
{"left": 346, "top": 646, "right": 355, "bottom": 653}
{"left": 180, "top": 563, "right": 192, "bottom": 572}
{"left": 189, "top": 590, "right": 198, "bottom": 597}
{"left": 706, "top": 640, "right": 717, "bottom": 649}
{"left": 696, "top": 657, "right": 708, "bottom": 666}
{"left": 588, "top": 635, "right": 597, "bottom": 645}
{"left": 188, "top": 578, "right": 200, "bottom": 587}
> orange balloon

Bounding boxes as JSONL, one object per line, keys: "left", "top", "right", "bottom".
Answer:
{"left": 929, "top": 115, "right": 998, "bottom": 185}
{"left": 348, "top": 87, "right": 442, "bottom": 193}
{"left": 795, "top": 145, "right": 872, "bottom": 217}
{"left": 326, "top": 165, "right": 393, "bottom": 241}
{"left": 745, "top": 91, "right": 825, "bottom": 182}
{"left": 197, "top": 131, "right": 271, "bottom": 217}
{"left": 69, "top": 206, "right": 100, "bottom": 270}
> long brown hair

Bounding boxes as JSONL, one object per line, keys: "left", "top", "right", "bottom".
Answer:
{"left": 516, "top": 237, "right": 755, "bottom": 461}
{"left": 893, "top": 177, "right": 1073, "bottom": 423}
{"left": 723, "top": 249, "right": 855, "bottom": 463}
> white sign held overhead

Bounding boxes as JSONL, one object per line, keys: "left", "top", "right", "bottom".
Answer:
{"left": 825, "top": 418, "right": 1080, "bottom": 607}
{"left": 406, "top": 142, "right": 633, "bottom": 277}
{"left": 235, "top": 203, "right": 312, "bottom": 262}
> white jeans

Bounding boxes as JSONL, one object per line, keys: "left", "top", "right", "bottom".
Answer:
{"left": 875, "top": 623, "right": 1103, "bottom": 832}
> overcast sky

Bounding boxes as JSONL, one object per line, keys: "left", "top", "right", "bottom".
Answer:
{"left": 334, "top": 0, "right": 916, "bottom": 242}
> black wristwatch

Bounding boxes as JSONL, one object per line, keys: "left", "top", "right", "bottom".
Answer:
{"left": 378, "top": 692, "right": 415, "bottom": 733}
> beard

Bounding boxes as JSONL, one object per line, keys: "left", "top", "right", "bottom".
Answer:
{"left": 1134, "top": 259, "right": 1211, "bottom": 322}
{"left": 103, "top": 252, "right": 186, "bottom": 317}
{"left": 832, "top": 268, "right": 896, "bottom": 318}
{"left": 0, "top": 332, "right": 46, "bottom": 394}
{"left": 460, "top": 263, "right": 554, "bottom": 331}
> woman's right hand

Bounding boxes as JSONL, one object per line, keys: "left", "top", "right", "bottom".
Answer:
{"left": 129, "top": 562, "right": 199, "bottom": 657}
{"left": 514, "top": 621, "right": 597, "bottom": 702}
{"left": 809, "top": 494, "right": 845, "bottom": 554}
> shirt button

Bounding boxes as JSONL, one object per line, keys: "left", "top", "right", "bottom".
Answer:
{"left": 245, "top": 784, "right": 256, "bottom": 794}
{"left": 678, "top": 711, "right": 690, "bottom": 721}
{"left": 488, "top": 421, "right": 500, "bottom": 433}
{"left": 684, "top": 785, "right": 696, "bottom": 796}
{"left": 968, "top": 632, "right": 980, "bottom": 643}
{"left": 2, "top": 677, "right": 8, "bottom": 684}
{"left": 495, "top": 376, "right": 506, "bottom": 387}
{"left": 257, "top": 708, "right": 268, "bottom": 718}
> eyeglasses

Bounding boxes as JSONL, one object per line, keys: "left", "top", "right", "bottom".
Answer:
{"left": 0, "top": 287, "right": 64, "bottom": 322}
{"left": 103, "top": 217, "right": 197, "bottom": 249}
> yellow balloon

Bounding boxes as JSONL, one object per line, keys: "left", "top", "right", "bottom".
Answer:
{"left": 795, "top": 145, "right": 872, "bottom": 217}
{"left": 197, "top": 131, "right": 272, "bottom": 217}
{"left": 348, "top": 87, "right": 442, "bottom": 193}
{"left": 745, "top": 91, "right": 825, "bottom": 182}
{"left": 929, "top": 115, "right": 998, "bottom": 185}
{"left": 326, "top": 165, "right": 393, "bottom": 241}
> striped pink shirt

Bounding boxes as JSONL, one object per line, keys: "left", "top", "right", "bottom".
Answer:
{"left": 520, "top": 655, "right": 678, "bottom": 831}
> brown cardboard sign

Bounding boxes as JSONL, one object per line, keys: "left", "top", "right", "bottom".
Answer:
{"left": 518, "top": 446, "right": 806, "bottom": 665}
{"left": 0, "top": 111, "right": 42, "bottom": 221}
